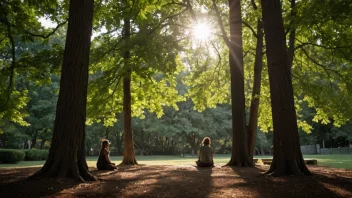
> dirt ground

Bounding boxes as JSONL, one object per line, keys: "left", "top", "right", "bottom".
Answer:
{"left": 0, "top": 165, "right": 351, "bottom": 198}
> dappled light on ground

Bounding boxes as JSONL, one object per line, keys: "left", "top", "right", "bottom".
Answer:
{"left": 2, "top": 155, "right": 351, "bottom": 170}
{"left": 0, "top": 165, "right": 351, "bottom": 197}
{"left": 320, "top": 182, "right": 352, "bottom": 197}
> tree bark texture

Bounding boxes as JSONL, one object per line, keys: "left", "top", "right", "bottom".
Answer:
{"left": 247, "top": 19, "right": 264, "bottom": 160}
{"left": 287, "top": 0, "right": 296, "bottom": 69}
{"left": 261, "top": 0, "right": 311, "bottom": 176}
{"left": 121, "top": 17, "right": 137, "bottom": 165}
{"left": 226, "top": 0, "right": 252, "bottom": 167}
{"left": 32, "top": 0, "right": 95, "bottom": 181}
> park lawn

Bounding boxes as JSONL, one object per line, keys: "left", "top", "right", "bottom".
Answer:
{"left": 1, "top": 154, "right": 351, "bottom": 169}
{"left": 304, "top": 155, "right": 352, "bottom": 169}
{"left": 1, "top": 164, "right": 352, "bottom": 197}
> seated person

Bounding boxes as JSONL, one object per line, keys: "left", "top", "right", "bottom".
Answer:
{"left": 196, "top": 137, "right": 214, "bottom": 167}
{"left": 97, "top": 140, "right": 117, "bottom": 170}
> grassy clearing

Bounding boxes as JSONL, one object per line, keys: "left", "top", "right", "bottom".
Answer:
{"left": 303, "top": 155, "right": 352, "bottom": 169}
{"left": 1, "top": 154, "right": 351, "bottom": 169}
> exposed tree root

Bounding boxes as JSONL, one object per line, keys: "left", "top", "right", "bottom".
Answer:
{"left": 30, "top": 148, "right": 97, "bottom": 182}
{"left": 265, "top": 157, "right": 311, "bottom": 177}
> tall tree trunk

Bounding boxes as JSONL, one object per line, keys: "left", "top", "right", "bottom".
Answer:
{"left": 40, "top": 139, "right": 46, "bottom": 150}
{"left": 261, "top": 0, "right": 311, "bottom": 176}
{"left": 121, "top": 17, "right": 137, "bottom": 165}
{"left": 32, "top": 130, "right": 38, "bottom": 149}
{"left": 247, "top": 19, "right": 264, "bottom": 160}
{"left": 105, "top": 127, "right": 110, "bottom": 140}
{"left": 287, "top": 0, "right": 296, "bottom": 69}
{"left": 226, "top": 0, "right": 252, "bottom": 167}
{"left": 259, "top": 145, "right": 264, "bottom": 156}
{"left": 31, "top": 0, "right": 95, "bottom": 181}
{"left": 115, "top": 130, "right": 123, "bottom": 154}
{"left": 140, "top": 129, "right": 144, "bottom": 156}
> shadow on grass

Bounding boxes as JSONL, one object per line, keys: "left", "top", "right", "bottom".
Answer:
{"left": 229, "top": 165, "right": 352, "bottom": 197}
{"left": 1, "top": 164, "right": 350, "bottom": 197}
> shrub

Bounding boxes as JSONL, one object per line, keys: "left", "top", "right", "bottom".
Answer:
{"left": 24, "top": 149, "right": 49, "bottom": 161}
{"left": 0, "top": 149, "right": 25, "bottom": 163}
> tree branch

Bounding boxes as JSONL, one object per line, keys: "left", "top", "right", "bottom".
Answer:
{"left": 251, "top": 0, "right": 258, "bottom": 10}
{"left": 2, "top": 13, "right": 16, "bottom": 105}
{"left": 185, "top": 0, "right": 197, "bottom": 22}
{"left": 24, "top": 19, "right": 68, "bottom": 39}
{"left": 242, "top": 21, "right": 257, "bottom": 38}
{"left": 210, "top": 40, "right": 222, "bottom": 86}
{"left": 212, "top": 0, "right": 230, "bottom": 47}
{"left": 147, "top": 8, "right": 189, "bottom": 35}
{"left": 91, "top": 38, "right": 123, "bottom": 67}
{"left": 300, "top": 47, "right": 346, "bottom": 82}
{"left": 162, "top": 1, "right": 187, "bottom": 8}
{"left": 295, "top": 38, "right": 349, "bottom": 51}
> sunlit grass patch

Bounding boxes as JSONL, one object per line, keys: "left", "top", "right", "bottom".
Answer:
{"left": 1, "top": 154, "right": 351, "bottom": 169}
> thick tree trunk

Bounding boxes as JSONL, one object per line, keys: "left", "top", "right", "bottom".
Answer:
{"left": 31, "top": 0, "right": 95, "bottom": 181}
{"left": 226, "top": 0, "right": 252, "bottom": 167}
{"left": 121, "top": 17, "right": 137, "bottom": 165}
{"left": 261, "top": 0, "right": 311, "bottom": 176}
{"left": 247, "top": 19, "right": 264, "bottom": 160}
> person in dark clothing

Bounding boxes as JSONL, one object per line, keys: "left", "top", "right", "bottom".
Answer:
{"left": 196, "top": 137, "right": 214, "bottom": 167}
{"left": 97, "top": 140, "right": 117, "bottom": 170}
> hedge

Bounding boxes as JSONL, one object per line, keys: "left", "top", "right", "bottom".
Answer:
{"left": 0, "top": 149, "right": 25, "bottom": 163}
{"left": 24, "top": 149, "right": 49, "bottom": 161}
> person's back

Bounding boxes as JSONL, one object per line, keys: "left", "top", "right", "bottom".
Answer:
{"left": 199, "top": 145, "right": 213, "bottom": 164}
{"left": 196, "top": 137, "right": 214, "bottom": 167}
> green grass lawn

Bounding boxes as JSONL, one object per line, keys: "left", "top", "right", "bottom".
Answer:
{"left": 1, "top": 154, "right": 351, "bottom": 169}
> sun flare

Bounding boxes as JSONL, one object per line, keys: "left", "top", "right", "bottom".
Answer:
{"left": 193, "top": 22, "right": 211, "bottom": 40}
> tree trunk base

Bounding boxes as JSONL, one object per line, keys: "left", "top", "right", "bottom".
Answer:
{"left": 226, "top": 157, "right": 253, "bottom": 167}
{"left": 120, "top": 157, "right": 138, "bottom": 165}
{"left": 30, "top": 160, "right": 97, "bottom": 182}
{"left": 265, "top": 158, "right": 311, "bottom": 177}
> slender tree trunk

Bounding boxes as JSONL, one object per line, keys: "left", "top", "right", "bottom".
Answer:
{"left": 40, "top": 139, "right": 46, "bottom": 150}
{"left": 31, "top": 0, "right": 95, "bottom": 181}
{"left": 247, "top": 19, "right": 264, "bottom": 160}
{"left": 115, "top": 130, "right": 123, "bottom": 154}
{"left": 140, "top": 129, "right": 145, "bottom": 156}
{"left": 32, "top": 130, "right": 38, "bottom": 149}
{"left": 259, "top": 145, "right": 264, "bottom": 156}
{"left": 261, "top": 0, "right": 311, "bottom": 176}
{"left": 171, "top": 140, "right": 174, "bottom": 155}
{"left": 121, "top": 17, "right": 137, "bottom": 165}
{"left": 105, "top": 127, "right": 110, "bottom": 140}
{"left": 226, "top": 0, "right": 252, "bottom": 167}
